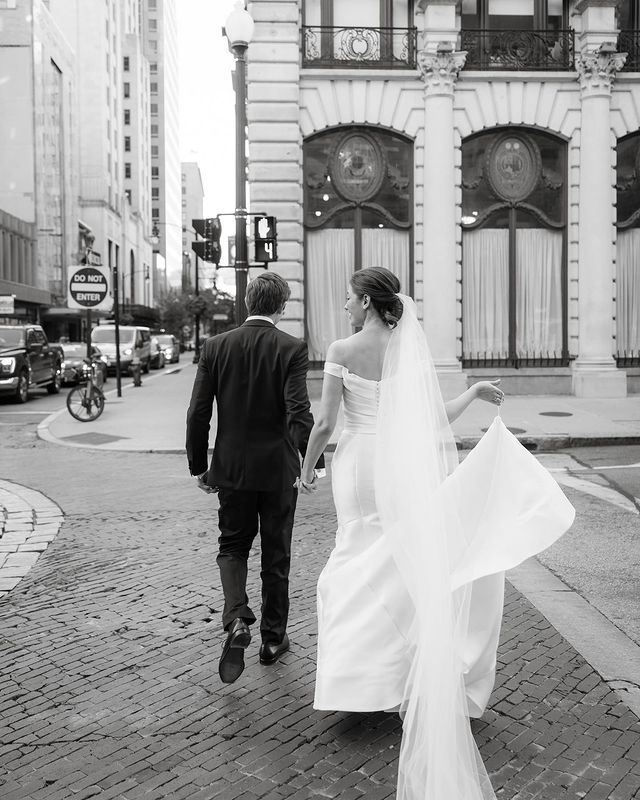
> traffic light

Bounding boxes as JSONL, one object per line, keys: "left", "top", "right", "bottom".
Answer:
{"left": 254, "top": 215, "right": 278, "bottom": 263}
{"left": 192, "top": 217, "right": 222, "bottom": 265}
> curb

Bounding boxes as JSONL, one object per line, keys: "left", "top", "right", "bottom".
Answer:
{"left": 455, "top": 434, "right": 640, "bottom": 452}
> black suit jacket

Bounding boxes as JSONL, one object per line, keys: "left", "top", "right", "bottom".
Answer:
{"left": 186, "top": 320, "right": 322, "bottom": 492}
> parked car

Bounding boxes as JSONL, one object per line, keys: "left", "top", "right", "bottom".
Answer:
{"left": 149, "top": 337, "right": 165, "bottom": 370}
{"left": 155, "top": 334, "right": 180, "bottom": 364}
{"left": 60, "top": 343, "right": 108, "bottom": 386}
{"left": 91, "top": 325, "right": 151, "bottom": 374}
{"left": 0, "top": 324, "right": 62, "bottom": 403}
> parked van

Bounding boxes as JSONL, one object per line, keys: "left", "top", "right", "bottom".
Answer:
{"left": 91, "top": 325, "right": 152, "bottom": 374}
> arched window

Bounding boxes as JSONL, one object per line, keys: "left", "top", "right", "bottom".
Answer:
{"left": 461, "top": 128, "right": 568, "bottom": 367}
{"left": 304, "top": 127, "right": 413, "bottom": 361}
{"left": 615, "top": 132, "right": 640, "bottom": 365}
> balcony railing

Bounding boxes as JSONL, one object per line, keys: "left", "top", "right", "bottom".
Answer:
{"left": 616, "top": 350, "right": 640, "bottom": 367}
{"left": 462, "top": 351, "right": 570, "bottom": 369}
{"left": 302, "top": 26, "right": 417, "bottom": 69}
{"left": 461, "top": 28, "right": 575, "bottom": 71}
{"left": 618, "top": 30, "right": 640, "bottom": 71}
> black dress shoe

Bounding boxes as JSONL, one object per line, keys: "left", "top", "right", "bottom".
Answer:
{"left": 219, "top": 618, "right": 252, "bottom": 684}
{"left": 259, "top": 633, "right": 289, "bottom": 665}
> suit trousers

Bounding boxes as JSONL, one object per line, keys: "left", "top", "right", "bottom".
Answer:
{"left": 216, "top": 486, "right": 298, "bottom": 644}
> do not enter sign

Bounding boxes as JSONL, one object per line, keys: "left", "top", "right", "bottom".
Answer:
{"left": 67, "top": 266, "right": 112, "bottom": 311}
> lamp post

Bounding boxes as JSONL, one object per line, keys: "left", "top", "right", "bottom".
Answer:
{"left": 225, "top": 1, "right": 254, "bottom": 327}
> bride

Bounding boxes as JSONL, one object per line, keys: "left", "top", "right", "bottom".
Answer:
{"left": 297, "top": 267, "right": 574, "bottom": 800}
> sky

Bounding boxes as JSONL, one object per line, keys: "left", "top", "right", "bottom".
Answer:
{"left": 177, "top": 0, "right": 239, "bottom": 288}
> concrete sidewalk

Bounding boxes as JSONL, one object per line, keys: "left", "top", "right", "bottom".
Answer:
{"left": 39, "top": 359, "right": 640, "bottom": 453}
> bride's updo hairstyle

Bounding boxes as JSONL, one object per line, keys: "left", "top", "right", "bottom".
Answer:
{"left": 350, "top": 267, "right": 403, "bottom": 328}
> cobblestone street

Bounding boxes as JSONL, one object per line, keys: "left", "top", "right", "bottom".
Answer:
{"left": 1, "top": 438, "right": 640, "bottom": 799}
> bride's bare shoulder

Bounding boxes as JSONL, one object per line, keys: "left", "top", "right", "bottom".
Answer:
{"left": 325, "top": 338, "right": 349, "bottom": 366}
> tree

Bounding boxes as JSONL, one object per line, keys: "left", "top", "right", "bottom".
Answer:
{"left": 157, "top": 285, "right": 235, "bottom": 344}
{"left": 157, "top": 288, "right": 190, "bottom": 340}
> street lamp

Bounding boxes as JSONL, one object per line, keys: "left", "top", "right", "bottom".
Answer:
{"left": 225, "top": 1, "right": 254, "bottom": 326}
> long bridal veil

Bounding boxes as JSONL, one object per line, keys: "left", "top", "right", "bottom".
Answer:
{"left": 375, "top": 295, "right": 574, "bottom": 800}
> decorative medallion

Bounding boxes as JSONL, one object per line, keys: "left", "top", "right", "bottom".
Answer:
{"left": 486, "top": 134, "right": 541, "bottom": 203}
{"left": 330, "top": 133, "right": 385, "bottom": 203}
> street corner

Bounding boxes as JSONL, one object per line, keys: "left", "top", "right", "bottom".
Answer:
{"left": 0, "top": 480, "right": 64, "bottom": 597}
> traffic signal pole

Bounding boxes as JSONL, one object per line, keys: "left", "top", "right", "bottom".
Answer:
{"left": 112, "top": 258, "right": 122, "bottom": 397}
{"left": 194, "top": 233, "right": 200, "bottom": 363}
{"left": 232, "top": 41, "right": 249, "bottom": 327}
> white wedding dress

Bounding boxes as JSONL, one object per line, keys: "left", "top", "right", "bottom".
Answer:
{"left": 313, "top": 297, "right": 575, "bottom": 800}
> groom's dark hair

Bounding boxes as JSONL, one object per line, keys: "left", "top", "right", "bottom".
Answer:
{"left": 245, "top": 272, "right": 291, "bottom": 316}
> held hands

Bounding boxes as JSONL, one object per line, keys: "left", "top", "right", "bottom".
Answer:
{"left": 474, "top": 379, "right": 505, "bottom": 407}
{"left": 294, "top": 474, "right": 319, "bottom": 494}
{"left": 196, "top": 471, "right": 218, "bottom": 494}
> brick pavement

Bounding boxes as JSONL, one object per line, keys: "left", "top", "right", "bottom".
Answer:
{"left": 0, "top": 445, "right": 640, "bottom": 799}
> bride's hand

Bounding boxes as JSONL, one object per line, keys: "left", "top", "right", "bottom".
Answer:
{"left": 474, "top": 379, "right": 504, "bottom": 407}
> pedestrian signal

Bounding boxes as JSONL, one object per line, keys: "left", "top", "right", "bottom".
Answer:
{"left": 254, "top": 215, "right": 277, "bottom": 263}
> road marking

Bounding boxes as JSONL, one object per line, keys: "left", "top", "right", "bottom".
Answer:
{"left": 0, "top": 410, "right": 52, "bottom": 415}
{"left": 538, "top": 453, "right": 639, "bottom": 514}
{"left": 553, "top": 473, "right": 639, "bottom": 514}
{"left": 548, "top": 462, "right": 640, "bottom": 473}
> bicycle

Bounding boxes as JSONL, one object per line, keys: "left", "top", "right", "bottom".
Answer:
{"left": 66, "top": 358, "right": 105, "bottom": 421}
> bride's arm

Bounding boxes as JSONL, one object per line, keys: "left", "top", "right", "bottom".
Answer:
{"left": 445, "top": 379, "right": 503, "bottom": 423}
{"left": 299, "top": 343, "right": 345, "bottom": 486}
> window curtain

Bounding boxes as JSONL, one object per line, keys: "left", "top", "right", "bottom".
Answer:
{"left": 616, "top": 229, "right": 640, "bottom": 355}
{"left": 462, "top": 229, "right": 509, "bottom": 357}
{"left": 306, "top": 229, "right": 354, "bottom": 361}
{"left": 361, "top": 228, "right": 411, "bottom": 295}
{"left": 515, "top": 229, "right": 563, "bottom": 356}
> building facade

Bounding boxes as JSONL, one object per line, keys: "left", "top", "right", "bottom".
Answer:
{"left": 0, "top": 0, "right": 179, "bottom": 338}
{"left": 49, "top": 0, "right": 158, "bottom": 335}
{"left": 180, "top": 162, "right": 204, "bottom": 292}
{"left": 0, "top": 0, "right": 78, "bottom": 323}
{"left": 246, "top": 0, "right": 640, "bottom": 396}
{"left": 145, "top": 0, "right": 182, "bottom": 289}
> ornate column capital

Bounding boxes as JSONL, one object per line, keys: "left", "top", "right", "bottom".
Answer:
{"left": 417, "top": 49, "right": 467, "bottom": 96}
{"left": 576, "top": 49, "right": 627, "bottom": 97}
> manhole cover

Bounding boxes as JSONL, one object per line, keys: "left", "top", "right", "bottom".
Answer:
{"left": 539, "top": 411, "right": 573, "bottom": 417}
{"left": 481, "top": 426, "right": 527, "bottom": 435}
{"left": 62, "top": 432, "right": 129, "bottom": 445}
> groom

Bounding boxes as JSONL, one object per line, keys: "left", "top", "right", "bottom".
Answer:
{"left": 186, "top": 272, "right": 323, "bottom": 684}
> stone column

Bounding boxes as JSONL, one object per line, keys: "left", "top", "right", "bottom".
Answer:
{"left": 573, "top": 47, "right": 627, "bottom": 397}
{"left": 418, "top": 47, "right": 468, "bottom": 398}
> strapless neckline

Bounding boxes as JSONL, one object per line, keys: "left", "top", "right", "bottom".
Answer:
{"left": 330, "top": 363, "right": 383, "bottom": 384}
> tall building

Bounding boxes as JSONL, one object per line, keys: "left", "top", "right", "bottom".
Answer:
{"left": 0, "top": 0, "right": 78, "bottom": 324}
{"left": 122, "top": 1, "right": 154, "bottom": 312}
{"left": 0, "top": 0, "right": 180, "bottom": 337}
{"left": 50, "top": 0, "right": 156, "bottom": 333}
{"left": 145, "top": 0, "right": 182, "bottom": 289}
{"left": 180, "top": 162, "right": 204, "bottom": 292}
{"left": 246, "top": 0, "right": 640, "bottom": 396}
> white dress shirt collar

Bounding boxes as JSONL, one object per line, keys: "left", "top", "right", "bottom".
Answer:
{"left": 245, "top": 315, "right": 275, "bottom": 325}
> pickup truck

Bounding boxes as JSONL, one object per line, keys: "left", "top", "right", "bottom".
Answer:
{"left": 0, "top": 324, "right": 63, "bottom": 403}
